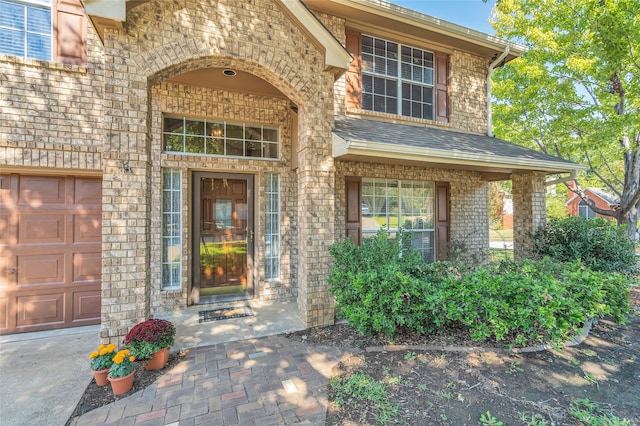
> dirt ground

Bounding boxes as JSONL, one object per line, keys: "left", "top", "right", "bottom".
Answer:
{"left": 312, "top": 315, "right": 639, "bottom": 425}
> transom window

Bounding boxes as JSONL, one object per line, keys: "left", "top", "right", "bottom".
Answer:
{"left": 0, "top": 0, "right": 52, "bottom": 61}
{"left": 362, "top": 178, "right": 435, "bottom": 262}
{"left": 163, "top": 116, "right": 279, "bottom": 160}
{"left": 361, "top": 35, "right": 434, "bottom": 120}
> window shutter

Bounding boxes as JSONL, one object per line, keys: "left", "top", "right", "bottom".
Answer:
{"left": 345, "top": 176, "right": 362, "bottom": 244}
{"left": 435, "top": 181, "right": 450, "bottom": 260}
{"left": 345, "top": 30, "right": 362, "bottom": 109}
{"left": 54, "top": 0, "right": 87, "bottom": 65}
{"left": 435, "top": 53, "right": 449, "bottom": 122}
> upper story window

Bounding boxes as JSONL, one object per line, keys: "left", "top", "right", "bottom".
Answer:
{"left": 345, "top": 30, "right": 448, "bottom": 123}
{"left": 0, "top": 0, "right": 52, "bottom": 61}
{"left": 361, "top": 35, "right": 434, "bottom": 120}
{"left": 163, "top": 116, "right": 279, "bottom": 160}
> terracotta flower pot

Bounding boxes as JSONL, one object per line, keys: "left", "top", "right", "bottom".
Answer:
{"left": 144, "top": 347, "right": 169, "bottom": 371}
{"left": 92, "top": 368, "right": 109, "bottom": 386}
{"left": 108, "top": 371, "right": 134, "bottom": 395}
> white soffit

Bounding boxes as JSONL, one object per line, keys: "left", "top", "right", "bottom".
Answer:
{"left": 81, "top": 0, "right": 126, "bottom": 22}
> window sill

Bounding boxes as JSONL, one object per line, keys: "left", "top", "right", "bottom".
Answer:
{"left": 0, "top": 54, "right": 87, "bottom": 74}
{"left": 345, "top": 108, "right": 451, "bottom": 130}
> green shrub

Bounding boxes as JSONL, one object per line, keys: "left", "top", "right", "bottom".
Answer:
{"left": 441, "top": 258, "right": 631, "bottom": 345}
{"left": 530, "top": 217, "right": 637, "bottom": 273}
{"left": 328, "top": 227, "right": 632, "bottom": 344}
{"left": 327, "top": 228, "right": 456, "bottom": 337}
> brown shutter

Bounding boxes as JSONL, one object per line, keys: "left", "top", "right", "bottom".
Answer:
{"left": 345, "top": 176, "right": 362, "bottom": 244}
{"left": 345, "top": 30, "right": 362, "bottom": 109}
{"left": 53, "top": 0, "right": 87, "bottom": 65}
{"left": 435, "top": 53, "right": 449, "bottom": 122}
{"left": 435, "top": 181, "right": 450, "bottom": 260}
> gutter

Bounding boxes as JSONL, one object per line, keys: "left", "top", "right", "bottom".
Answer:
{"left": 487, "top": 46, "right": 510, "bottom": 137}
{"left": 545, "top": 170, "right": 578, "bottom": 187}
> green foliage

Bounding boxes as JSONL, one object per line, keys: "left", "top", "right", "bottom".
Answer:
{"left": 328, "top": 230, "right": 631, "bottom": 344}
{"left": 569, "top": 398, "right": 632, "bottom": 425}
{"left": 480, "top": 411, "right": 503, "bottom": 426}
{"left": 491, "top": 0, "right": 640, "bottom": 235}
{"left": 330, "top": 373, "right": 399, "bottom": 424}
{"left": 530, "top": 217, "right": 637, "bottom": 273}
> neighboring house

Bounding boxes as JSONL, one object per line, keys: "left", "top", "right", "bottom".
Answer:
{"left": 567, "top": 187, "right": 619, "bottom": 220}
{"left": 0, "top": 0, "right": 583, "bottom": 339}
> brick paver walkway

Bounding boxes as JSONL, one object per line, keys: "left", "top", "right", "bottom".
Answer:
{"left": 69, "top": 334, "right": 355, "bottom": 425}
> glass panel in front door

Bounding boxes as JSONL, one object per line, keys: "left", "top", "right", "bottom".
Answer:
{"left": 199, "top": 177, "right": 248, "bottom": 298}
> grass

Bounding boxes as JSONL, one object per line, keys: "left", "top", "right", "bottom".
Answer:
{"left": 569, "top": 398, "right": 632, "bottom": 425}
{"left": 490, "top": 228, "right": 514, "bottom": 241}
{"left": 330, "top": 373, "right": 399, "bottom": 424}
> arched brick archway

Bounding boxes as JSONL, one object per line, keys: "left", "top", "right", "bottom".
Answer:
{"left": 98, "top": 0, "right": 338, "bottom": 343}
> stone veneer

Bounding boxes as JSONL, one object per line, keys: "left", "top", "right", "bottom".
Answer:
{"left": 149, "top": 82, "right": 298, "bottom": 313}
{"left": 512, "top": 172, "right": 547, "bottom": 258}
{"left": 97, "top": 0, "right": 337, "bottom": 342}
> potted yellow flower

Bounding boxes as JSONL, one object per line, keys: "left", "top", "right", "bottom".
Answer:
{"left": 107, "top": 349, "right": 136, "bottom": 395}
{"left": 124, "top": 318, "right": 175, "bottom": 370}
{"left": 88, "top": 343, "right": 117, "bottom": 386}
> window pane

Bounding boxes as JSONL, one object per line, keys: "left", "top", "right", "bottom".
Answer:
{"left": 227, "top": 139, "right": 243, "bottom": 156}
{"left": 26, "top": 32, "right": 50, "bottom": 60}
{"left": 206, "top": 137, "right": 223, "bottom": 155}
{"left": 362, "top": 35, "right": 373, "bottom": 53}
{"left": 184, "top": 120, "right": 204, "bottom": 135}
{"left": 206, "top": 121, "right": 224, "bottom": 137}
{"left": 263, "top": 128, "right": 278, "bottom": 142}
{"left": 226, "top": 124, "right": 244, "bottom": 139}
{"left": 245, "top": 125, "right": 261, "bottom": 140}
{"left": 0, "top": 1, "right": 25, "bottom": 30}
{"left": 264, "top": 142, "right": 278, "bottom": 159}
{"left": 0, "top": 29, "right": 24, "bottom": 56}
{"left": 27, "top": 6, "right": 51, "bottom": 33}
{"left": 246, "top": 141, "right": 262, "bottom": 157}
{"left": 185, "top": 136, "right": 205, "bottom": 153}
{"left": 164, "top": 117, "right": 184, "bottom": 134}
{"left": 163, "top": 134, "right": 183, "bottom": 152}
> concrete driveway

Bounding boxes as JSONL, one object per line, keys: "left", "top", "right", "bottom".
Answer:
{"left": 0, "top": 325, "right": 100, "bottom": 426}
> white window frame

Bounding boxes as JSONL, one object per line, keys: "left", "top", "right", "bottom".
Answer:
{"left": 161, "top": 168, "right": 182, "bottom": 289}
{"left": 362, "top": 178, "right": 436, "bottom": 262}
{"left": 578, "top": 200, "right": 596, "bottom": 219}
{"left": 361, "top": 34, "right": 435, "bottom": 120}
{"left": 264, "top": 173, "right": 280, "bottom": 280}
{"left": 0, "top": 0, "right": 52, "bottom": 61}
{"left": 162, "top": 115, "right": 280, "bottom": 160}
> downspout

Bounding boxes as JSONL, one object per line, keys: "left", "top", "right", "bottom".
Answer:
{"left": 487, "top": 46, "right": 510, "bottom": 137}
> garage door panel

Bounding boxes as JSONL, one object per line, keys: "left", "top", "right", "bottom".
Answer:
{"left": 19, "top": 176, "right": 66, "bottom": 205}
{"left": 19, "top": 214, "right": 65, "bottom": 244}
{"left": 73, "top": 252, "right": 101, "bottom": 282}
{"left": 74, "top": 214, "right": 101, "bottom": 242}
{"left": 1, "top": 174, "right": 102, "bottom": 334}
{"left": 17, "top": 254, "right": 64, "bottom": 285}
{"left": 75, "top": 178, "right": 102, "bottom": 205}
{"left": 16, "top": 293, "right": 64, "bottom": 326}
{"left": 73, "top": 290, "right": 101, "bottom": 320}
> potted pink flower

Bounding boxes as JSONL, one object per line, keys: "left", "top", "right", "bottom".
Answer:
{"left": 124, "top": 318, "right": 175, "bottom": 370}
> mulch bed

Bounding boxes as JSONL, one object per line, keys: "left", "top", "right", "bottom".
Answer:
{"left": 65, "top": 351, "right": 186, "bottom": 425}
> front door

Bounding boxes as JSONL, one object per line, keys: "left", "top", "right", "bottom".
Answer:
{"left": 192, "top": 172, "right": 254, "bottom": 303}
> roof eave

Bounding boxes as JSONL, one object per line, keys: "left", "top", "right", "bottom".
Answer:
{"left": 333, "top": 135, "right": 585, "bottom": 174}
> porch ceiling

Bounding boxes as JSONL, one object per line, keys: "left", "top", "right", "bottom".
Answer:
{"left": 332, "top": 116, "right": 586, "bottom": 181}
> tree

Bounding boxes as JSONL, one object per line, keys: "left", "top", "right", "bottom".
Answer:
{"left": 491, "top": 0, "right": 640, "bottom": 240}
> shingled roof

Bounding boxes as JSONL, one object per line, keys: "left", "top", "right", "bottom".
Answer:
{"left": 332, "top": 116, "right": 584, "bottom": 178}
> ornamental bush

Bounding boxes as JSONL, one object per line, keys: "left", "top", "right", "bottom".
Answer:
{"left": 328, "top": 229, "right": 632, "bottom": 345}
{"left": 529, "top": 216, "right": 637, "bottom": 273}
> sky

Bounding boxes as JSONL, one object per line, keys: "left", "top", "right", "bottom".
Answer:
{"left": 388, "top": 0, "right": 498, "bottom": 34}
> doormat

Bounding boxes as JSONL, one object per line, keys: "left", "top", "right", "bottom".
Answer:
{"left": 198, "top": 306, "right": 254, "bottom": 323}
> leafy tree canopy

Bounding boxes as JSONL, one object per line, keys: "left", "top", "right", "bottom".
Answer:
{"left": 491, "top": 0, "right": 640, "bottom": 238}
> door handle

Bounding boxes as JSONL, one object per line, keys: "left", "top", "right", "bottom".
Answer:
{"left": 7, "top": 268, "right": 16, "bottom": 275}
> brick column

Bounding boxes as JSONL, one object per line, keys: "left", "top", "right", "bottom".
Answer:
{"left": 296, "top": 100, "right": 336, "bottom": 328}
{"left": 512, "top": 172, "right": 546, "bottom": 259}
{"left": 99, "top": 44, "right": 152, "bottom": 344}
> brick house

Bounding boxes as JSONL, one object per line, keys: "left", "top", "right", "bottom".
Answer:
{"left": 0, "top": 0, "right": 583, "bottom": 340}
{"left": 567, "top": 187, "right": 619, "bottom": 220}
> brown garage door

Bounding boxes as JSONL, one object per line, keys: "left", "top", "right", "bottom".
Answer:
{"left": 0, "top": 173, "right": 102, "bottom": 334}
